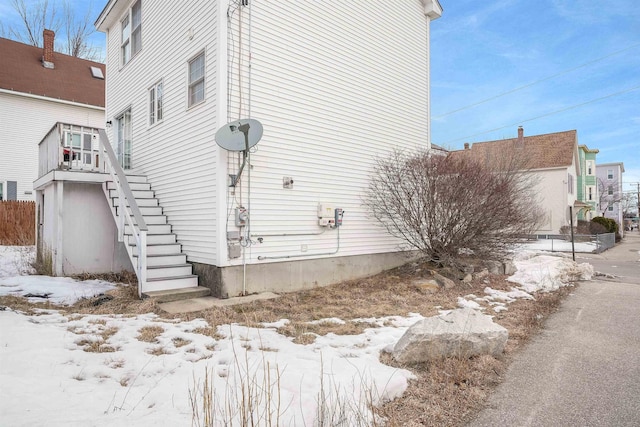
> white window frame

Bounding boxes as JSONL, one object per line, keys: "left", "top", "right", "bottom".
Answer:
{"left": 116, "top": 108, "right": 133, "bottom": 170}
{"left": 588, "top": 186, "right": 593, "bottom": 201}
{"left": 607, "top": 169, "right": 614, "bottom": 180}
{"left": 121, "top": 0, "right": 142, "bottom": 66}
{"left": 188, "top": 51, "right": 205, "bottom": 108}
{"left": 607, "top": 186, "right": 613, "bottom": 196}
{"left": 587, "top": 161, "right": 593, "bottom": 175}
{"left": 608, "top": 206, "right": 614, "bottom": 212}
{"left": 149, "top": 80, "right": 163, "bottom": 126}
{"left": 567, "top": 173, "right": 574, "bottom": 195}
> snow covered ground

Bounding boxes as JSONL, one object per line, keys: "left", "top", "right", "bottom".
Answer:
{"left": 518, "top": 239, "right": 598, "bottom": 253}
{"left": 0, "top": 246, "right": 594, "bottom": 426}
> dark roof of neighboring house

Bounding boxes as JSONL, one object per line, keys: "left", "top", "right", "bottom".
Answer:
{"left": 450, "top": 129, "right": 578, "bottom": 170}
{"left": 0, "top": 37, "right": 105, "bottom": 107}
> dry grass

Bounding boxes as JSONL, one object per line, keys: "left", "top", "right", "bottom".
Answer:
{"left": 172, "top": 337, "right": 191, "bottom": 348}
{"left": 377, "top": 283, "right": 573, "bottom": 427}
{"left": 73, "top": 326, "right": 120, "bottom": 353}
{"left": 0, "top": 258, "right": 576, "bottom": 425}
{"left": 136, "top": 325, "right": 164, "bottom": 343}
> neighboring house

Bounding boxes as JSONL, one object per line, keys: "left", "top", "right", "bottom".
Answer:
{"left": 596, "top": 162, "right": 625, "bottom": 227}
{"left": 430, "top": 143, "right": 449, "bottom": 157}
{"left": 451, "top": 126, "right": 581, "bottom": 235}
{"left": 0, "top": 31, "right": 106, "bottom": 201}
{"left": 36, "top": 0, "right": 444, "bottom": 298}
{"left": 577, "top": 145, "right": 599, "bottom": 221}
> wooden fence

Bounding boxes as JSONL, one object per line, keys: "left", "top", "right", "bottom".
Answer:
{"left": 0, "top": 201, "right": 35, "bottom": 245}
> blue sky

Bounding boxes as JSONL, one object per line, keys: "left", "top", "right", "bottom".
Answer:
{"left": 2, "top": 1, "right": 638, "bottom": 199}
{"left": 430, "top": 0, "right": 640, "bottom": 197}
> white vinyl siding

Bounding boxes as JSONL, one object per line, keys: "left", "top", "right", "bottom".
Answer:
{"left": 226, "top": 2, "right": 430, "bottom": 263}
{"left": 104, "top": 0, "right": 219, "bottom": 264}
{"left": 104, "top": 1, "right": 433, "bottom": 266}
{"left": 0, "top": 92, "right": 104, "bottom": 201}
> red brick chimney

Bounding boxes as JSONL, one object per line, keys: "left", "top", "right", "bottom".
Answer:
{"left": 517, "top": 126, "right": 524, "bottom": 146}
{"left": 42, "top": 29, "right": 55, "bottom": 69}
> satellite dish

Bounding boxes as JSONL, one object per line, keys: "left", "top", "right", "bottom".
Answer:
{"left": 215, "top": 118, "right": 263, "bottom": 152}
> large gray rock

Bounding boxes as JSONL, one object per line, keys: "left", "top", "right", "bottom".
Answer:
{"left": 504, "top": 260, "right": 517, "bottom": 275}
{"left": 392, "top": 308, "right": 508, "bottom": 363}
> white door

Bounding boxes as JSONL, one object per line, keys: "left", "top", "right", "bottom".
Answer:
{"left": 116, "top": 109, "right": 132, "bottom": 169}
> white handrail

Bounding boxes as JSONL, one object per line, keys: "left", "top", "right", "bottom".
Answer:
{"left": 98, "top": 130, "right": 148, "bottom": 297}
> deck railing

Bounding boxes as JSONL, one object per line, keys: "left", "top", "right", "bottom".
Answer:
{"left": 98, "top": 129, "right": 148, "bottom": 297}
{"left": 38, "top": 123, "right": 103, "bottom": 178}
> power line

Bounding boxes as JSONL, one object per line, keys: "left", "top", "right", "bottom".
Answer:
{"left": 440, "top": 84, "right": 640, "bottom": 146}
{"left": 433, "top": 42, "right": 640, "bottom": 119}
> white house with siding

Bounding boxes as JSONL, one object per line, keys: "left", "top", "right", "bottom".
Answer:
{"left": 450, "top": 127, "right": 583, "bottom": 235}
{"left": 36, "top": 0, "right": 443, "bottom": 299}
{"left": 596, "top": 162, "right": 625, "bottom": 227}
{"left": 0, "top": 32, "right": 105, "bottom": 201}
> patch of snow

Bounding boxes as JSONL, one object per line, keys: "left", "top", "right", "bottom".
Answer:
{"left": 0, "top": 246, "right": 35, "bottom": 277}
{"left": 0, "top": 275, "right": 115, "bottom": 305}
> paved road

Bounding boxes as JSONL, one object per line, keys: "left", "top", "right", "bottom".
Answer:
{"left": 468, "top": 232, "right": 640, "bottom": 427}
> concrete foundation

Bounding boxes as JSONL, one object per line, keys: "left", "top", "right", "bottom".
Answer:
{"left": 193, "top": 251, "right": 416, "bottom": 298}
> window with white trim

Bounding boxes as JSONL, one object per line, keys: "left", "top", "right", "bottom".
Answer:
{"left": 607, "top": 169, "right": 613, "bottom": 180}
{"left": 588, "top": 186, "right": 593, "bottom": 201}
{"left": 587, "top": 161, "right": 593, "bottom": 175}
{"left": 608, "top": 206, "right": 614, "bottom": 212}
{"left": 567, "top": 173, "right": 574, "bottom": 194}
{"left": 149, "top": 81, "right": 163, "bottom": 125}
{"left": 608, "top": 186, "right": 613, "bottom": 196}
{"left": 121, "top": 0, "right": 142, "bottom": 66}
{"left": 188, "top": 52, "right": 205, "bottom": 107}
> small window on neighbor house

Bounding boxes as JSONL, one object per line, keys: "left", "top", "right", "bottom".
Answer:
{"left": 567, "top": 174, "right": 574, "bottom": 194}
{"left": 121, "top": 0, "right": 142, "bottom": 66}
{"left": 607, "top": 169, "right": 614, "bottom": 180}
{"left": 587, "top": 161, "right": 592, "bottom": 175}
{"left": 188, "top": 52, "right": 205, "bottom": 107}
{"left": 6, "top": 181, "right": 17, "bottom": 200}
{"left": 608, "top": 186, "right": 613, "bottom": 196}
{"left": 149, "top": 81, "right": 163, "bottom": 125}
{"left": 608, "top": 206, "right": 614, "bottom": 212}
{"left": 588, "top": 187, "right": 593, "bottom": 201}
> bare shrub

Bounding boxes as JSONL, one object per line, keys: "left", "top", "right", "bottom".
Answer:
{"left": 364, "top": 149, "right": 542, "bottom": 267}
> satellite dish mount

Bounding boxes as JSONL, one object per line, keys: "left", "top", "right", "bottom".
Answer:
{"left": 215, "top": 119, "right": 263, "bottom": 187}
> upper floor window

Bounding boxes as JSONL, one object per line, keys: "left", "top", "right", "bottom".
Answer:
{"left": 608, "top": 186, "right": 614, "bottom": 196}
{"left": 121, "top": 0, "right": 142, "bottom": 66}
{"left": 188, "top": 52, "right": 205, "bottom": 107}
{"left": 588, "top": 186, "right": 593, "bottom": 201}
{"left": 587, "top": 161, "right": 593, "bottom": 175}
{"left": 608, "top": 206, "right": 614, "bottom": 212}
{"left": 567, "top": 173, "right": 574, "bottom": 194}
{"left": 149, "top": 81, "right": 163, "bottom": 125}
{"left": 607, "top": 169, "right": 613, "bottom": 180}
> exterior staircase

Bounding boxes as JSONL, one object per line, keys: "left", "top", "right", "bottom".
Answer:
{"left": 103, "top": 174, "right": 209, "bottom": 301}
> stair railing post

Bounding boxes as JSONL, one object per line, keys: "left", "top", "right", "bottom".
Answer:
{"left": 98, "top": 130, "right": 148, "bottom": 298}
{"left": 139, "top": 230, "right": 147, "bottom": 297}
{"left": 118, "top": 187, "right": 125, "bottom": 242}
